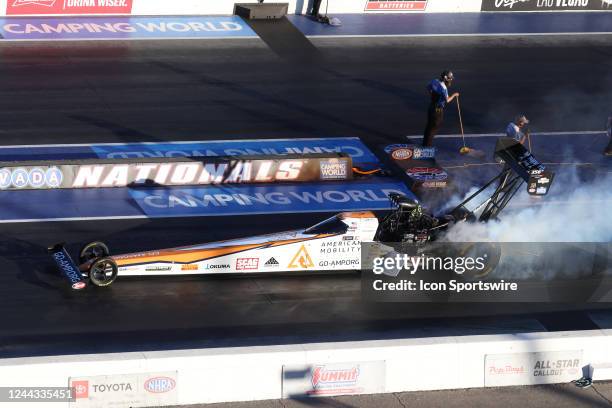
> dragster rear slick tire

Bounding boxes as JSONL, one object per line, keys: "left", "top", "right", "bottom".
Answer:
{"left": 79, "top": 241, "right": 110, "bottom": 264}
{"left": 88, "top": 257, "right": 118, "bottom": 287}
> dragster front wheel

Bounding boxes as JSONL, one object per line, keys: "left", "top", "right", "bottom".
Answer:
{"left": 457, "top": 242, "right": 502, "bottom": 280}
{"left": 79, "top": 241, "right": 110, "bottom": 264}
{"left": 88, "top": 257, "right": 118, "bottom": 287}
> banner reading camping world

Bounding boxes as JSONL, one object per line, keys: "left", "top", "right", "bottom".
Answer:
{"left": 0, "top": 16, "right": 257, "bottom": 41}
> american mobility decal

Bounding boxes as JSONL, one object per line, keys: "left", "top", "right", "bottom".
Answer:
{"left": 7, "top": 0, "right": 133, "bottom": 16}
{"left": 365, "top": 0, "right": 427, "bottom": 11}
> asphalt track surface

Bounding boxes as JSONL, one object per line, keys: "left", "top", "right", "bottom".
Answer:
{"left": 0, "top": 33, "right": 611, "bottom": 357}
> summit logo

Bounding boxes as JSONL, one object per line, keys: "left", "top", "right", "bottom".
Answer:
{"left": 264, "top": 257, "right": 279, "bottom": 267}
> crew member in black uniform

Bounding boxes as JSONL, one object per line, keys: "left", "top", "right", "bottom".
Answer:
{"left": 422, "top": 70, "right": 460, "bottom": 147}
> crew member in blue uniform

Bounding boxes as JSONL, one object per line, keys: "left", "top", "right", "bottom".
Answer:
{"left": 422, "top": 70, "right": 459, "bottom": 147}
{"left": 506, "top": 114, "right": 529, "bottom": 145}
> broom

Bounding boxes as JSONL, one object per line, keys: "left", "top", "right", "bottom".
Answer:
{"left": 457, "top": 96, "right": 471, "bottom": 155}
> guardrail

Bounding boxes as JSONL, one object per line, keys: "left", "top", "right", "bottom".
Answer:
{"left": 1, "top": 329, "right": 611, "bottom": 406}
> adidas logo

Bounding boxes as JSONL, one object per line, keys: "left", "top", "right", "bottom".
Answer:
{"left": 264, "top": 257, "right": 279, "bottom": 267}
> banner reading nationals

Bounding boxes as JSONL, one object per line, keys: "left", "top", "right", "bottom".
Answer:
{"left": 0, "top": 16, "right": 257, "bottom": 40}
{"left": 7, "top": 0, "right": 133, "bottom": 16}
{"left": 481, "top": 0, "right": 612, "bottom": 12}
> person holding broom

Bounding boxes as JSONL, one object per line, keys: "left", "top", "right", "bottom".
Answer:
{"left": 506, "top": 114, "right": 530, "bottom": 146}
{"left": 422, "top": 70, "right": 460, "bottom": 147}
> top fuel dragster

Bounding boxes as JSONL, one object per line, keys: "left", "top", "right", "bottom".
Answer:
{"left": 50, "top": 137, "right": 555, "bottom": 289}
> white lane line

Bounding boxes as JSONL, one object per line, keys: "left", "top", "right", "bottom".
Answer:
{"left": 308, "top": 32, "right": 612, "bottom": 39}
{"left": 0, "top": 207, "right": 398, "bottom": 224}
{"left": 405, "top": 131, "right": 605, "bottom": 139}
{"left": 0, "top": 137, "right": 359, "bottom": 149}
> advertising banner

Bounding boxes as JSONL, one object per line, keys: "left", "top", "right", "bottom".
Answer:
{"left": 130, "top": 181, "right": 413, "bottom": 217}
{"left": 69, "top": 371, "right": 177, "bottom": 408}
{"left": 282, "top": 361, "right": 385, "bottom": 397}
{"left": 7, "top": 0, "right": 133, "bottom": 16}
{"left": 0, "top": 154, "right": 352, "bottom": 190}
{"left": 0, "top": 137, "right": 378, "bottom": 165}
{"left": 485, "top": 351, "right": 582, "bottom": 386}
{"left": 365, "top": 0, "right": 428, "bottom": 11}
{"left": 0, "top": 16, "right": 256, "bottom": 40}
{"left": 481, "top": 0, "right": 612, "bottom": 12}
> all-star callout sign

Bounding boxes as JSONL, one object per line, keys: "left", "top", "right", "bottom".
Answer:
{"left": 7, "top": 0, "right": 133, "bottom": 16}
{"left": 365, "top": 0, "right": 428, "bottom": 11}
{"left": 481, "top": 0, "right": 612, "bottom": 11}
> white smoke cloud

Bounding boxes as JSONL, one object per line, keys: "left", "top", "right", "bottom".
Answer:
{"left": 443, "top": 168, "right": 612, "bottom": 243}
{"left": 439, "top": 167, "right": 611, "bottom": 280}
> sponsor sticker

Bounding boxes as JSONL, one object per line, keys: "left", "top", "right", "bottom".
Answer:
{"left": 236, "top": 258, "right": 259, "bottom": 271}
{"left": 204, "top": 264, "right": 230, "bottom": 270}
{"left": 405, "top": 167, "right": 448, "bottom": 182}
{"left": 391, "top": 148, "right": 413, "bottom": 160}
{"left": 69, "top": 371, "right": 177, "bottom": 407}
{"left": 485, "top": 351, "right": 582, "bottom": 387}
{"left": 180, "top": 264, "right": 198, "bottom": 271}
{"left": 365, "top": 0, "right": 427, "bottom": 11}
{"left": 145, "top": 266, "right": 172, "bottom": 272}
{"left": 282, "top": 361, "right": 385, "bottom": 397}
{"left": 385, "top": 144, "right": 435, "bottom": 159}
{"left": 7, "top": 0, "right": 133, "bottom": 16}
{"left": 72, "top": 381, "right": 89, "bottom": 399}
{"left": 143, "top": 377, "right": 176, "bottom": 394}
{"left": 319, "top": 159, "right": 349, "bottom": 180}
{"left": 264, "top": 257, "right": 280, "bottom": 267}
{"left": 288, "top": 245, "right": 314, "bottom": 269}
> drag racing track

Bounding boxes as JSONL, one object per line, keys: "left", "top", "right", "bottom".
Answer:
{"left": 0, "top": 33, "right": 611, "bottom": 357}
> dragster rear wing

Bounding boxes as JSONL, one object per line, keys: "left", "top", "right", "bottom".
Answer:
{"left": 450, "top": 137, "right": 555, "bottom": 222}
{"left": 494, "top": 137, "right": 554, "bottom": 196}
{"left": 48, "top": 244, "right": 87, "bottom": 290}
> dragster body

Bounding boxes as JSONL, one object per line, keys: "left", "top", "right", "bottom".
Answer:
{"left": 108, "top": 212, "right": 377, "bottom": 275}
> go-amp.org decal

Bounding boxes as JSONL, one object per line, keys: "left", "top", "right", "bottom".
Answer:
{"left": 0, "top": 16, "right": 257, "bottom": 40}
{"left": 0, "top": 138, "right": 380, "bottom": 166}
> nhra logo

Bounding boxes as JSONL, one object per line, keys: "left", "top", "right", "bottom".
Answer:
{"left": 391, "top": 148, "right": 413, "bottom": 160}
{"left": 0, "top": 167, "right": 63, "bottom": 189}
{"left": 311, "top": 365, "right": 360, "bottom": 388}
{"left": 236, "top": 258, "right": 259, "bottom": 270}
{"left": 144, "top": 376, "right": 176, "bottom": 394}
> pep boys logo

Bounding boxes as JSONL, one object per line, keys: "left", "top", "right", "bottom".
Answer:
{"left": 311, "top": 365, "right": 360, "bottom": 388}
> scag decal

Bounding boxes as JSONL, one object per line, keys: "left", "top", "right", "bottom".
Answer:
{"left": 236, "top": 258, "right": 259, "bottom": 271}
